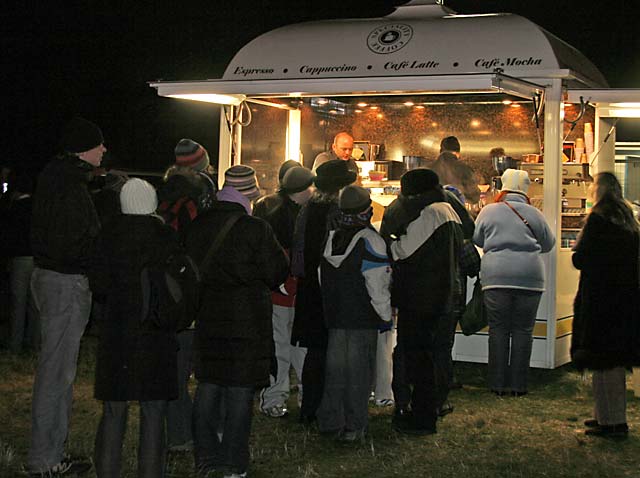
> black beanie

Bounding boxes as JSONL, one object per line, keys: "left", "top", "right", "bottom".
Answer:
{"left": 401, "top": 168, "right": 440, "bottom": 196}
{"left": 314, "top": 160, "right": 357, "bottom": 193}
{"left": 339, "top": 185, "right": 371, "bottom": 214}
{"left": 61, "top": 117, "right": 104, "bottom": 154}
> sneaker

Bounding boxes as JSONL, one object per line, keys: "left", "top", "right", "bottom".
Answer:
{"left": 438, "top": 402, "right": 454, "bottom": 417}
{"left": 584, "top": 418, "right": 599, "bottom": 428}
{"left": 29, "top": 456, "right": 92, "bottom": 477}
{"left": 261, "top": 405, "right": 289, "bottom": 418}
{"left": 168, "top": 440, "right": 194, "bottom": 452}
{"left": 375, "top": 398, "right": 395, "bottom": 407}
{"left": 223, "top": 472, "right": 247, "bottom": 478}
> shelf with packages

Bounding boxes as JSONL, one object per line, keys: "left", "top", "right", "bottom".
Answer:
{"left": 520, "top": 163, "right": 591, "bottom": 249}
{"left": 560, "top": 165, "right": 592, "bottom": 249}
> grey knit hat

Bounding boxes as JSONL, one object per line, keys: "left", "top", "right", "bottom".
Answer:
{"left": 224, "top": 165, "right": 261, "bottom": 200}
{"left": 278, "top": 160, "right": 302, "bottom": 183}
{"left": 281, "top": 166, "right": 314, "bottom": 194}
{"left": 339, "top": 185, "right": 371, "bottom": 214}
{"left": 120, "top": 178, "right": 158, "bottom": 215}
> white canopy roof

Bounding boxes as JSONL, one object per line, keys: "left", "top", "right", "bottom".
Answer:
{"left": 222, "top": 1, "right": 607, "bottom": 88}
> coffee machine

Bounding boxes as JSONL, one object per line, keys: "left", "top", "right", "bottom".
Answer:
{"left": 491, "top": 156, "right": 519, "bottom": 190}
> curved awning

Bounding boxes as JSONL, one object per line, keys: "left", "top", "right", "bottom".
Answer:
{"left": 221, "top": 1, "right": 606, "bottom": 88}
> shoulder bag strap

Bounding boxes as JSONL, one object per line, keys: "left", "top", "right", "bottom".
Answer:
{"left": 504, "top": 201, "right": 538, "bottom": 242}
{"left": 200, "top": 213, "right": 243, "bottom": 273}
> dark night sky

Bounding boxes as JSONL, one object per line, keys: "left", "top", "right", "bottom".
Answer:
{"left": 4, "top": 1, "right": 639, "bottom": 173}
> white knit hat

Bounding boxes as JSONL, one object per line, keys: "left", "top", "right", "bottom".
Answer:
{"left": 501, "top": 169, "right": 530, "bottom": 194}
{"left": 120, "top": 178, "right": 158, "bottom": 215}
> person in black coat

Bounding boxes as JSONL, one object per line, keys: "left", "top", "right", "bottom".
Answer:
{"left": 184, "top": 165, "right": 288, "bottom": 478}
{"left": 380, "top": 169, "right": 463, "bottom": 435}
{"left": 571, "top": 172, "right": 640, "bottom": 438}
{"left": 253, "top": 161, "right": 315, "bottom": 418}
{"left": 290, "top": 160, "right": 357, "bottom": 424}
{"left": 93, "top": 178, "right": 180, "bottom": 478}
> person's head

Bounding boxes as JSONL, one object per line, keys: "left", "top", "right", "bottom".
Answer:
{"left": 278, "top": 160, "right": 302, "bottom": 184}
{"left": 489, "top": 147, "right": 505, "bottom": 158}
{"left": 440, "top": 136, "right": 461, "bottom": 157}
{"left": 338, "top": 185, "right": 373, "bottom": 227}
{"left": 400, "top": 168, "right": 440, "bottom": 197}
{"left": 119, "top": 178, "right": 158, "bottom": 215}
{"left": 61, "top": 117, "right": 107, "bottom": 167}
{"left": 223, "top": 164, "right": 261, "bottom": 201}
{"left": 590, "top": 172, "right": 639, "bottom": 232}
{"left": 280, "top": 166, "right": 315, "bottom": 205}
{"left": 339, "top": 185, "right": 372, "bottom": 214}
{"left": 592, "top": 171, "right": 623, "bottom": 205}
{"left": 331, "top": 132, "right": 355, "bottom": 161}
{"left": 174, "top": 138, "right": 210, "bottom": 173}
{"left": 500, "top": 169, "right": 530, "bottom": 195}
{"left": 314, "top": 159, "right": 357, "bottom": 194}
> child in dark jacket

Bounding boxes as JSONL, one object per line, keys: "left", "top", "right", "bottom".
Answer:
{"left": 317, "top": 185, "right": 392, "bottom": 441}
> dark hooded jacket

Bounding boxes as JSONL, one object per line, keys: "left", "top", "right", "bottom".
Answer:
{"left": 380, "top": 187, "right": 463, "bottom": 314}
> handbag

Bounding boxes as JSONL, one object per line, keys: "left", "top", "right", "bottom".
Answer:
{"left": 460, "top": 278, "right": 487, "bottom": 335}
{"left": 459, "top": 239, "right": 481, "bottom": 277}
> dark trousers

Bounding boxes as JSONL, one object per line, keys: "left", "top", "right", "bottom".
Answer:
{"left": 392, "top": 308, "right": 448, "bottom": 429}
{"left": 193, "top": 382, "right": 254, "bottom": 476}
{"left": 167, "top": 329, "right": 194, "bottom": 447}
{"left": 300, "top": 347, "right": 326, "bottom": 421}
{"left": 94, "top": 400, "right": 167, "bottom": 478}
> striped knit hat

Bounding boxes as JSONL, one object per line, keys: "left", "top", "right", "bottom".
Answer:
{"left": 174, "top": 138, "right": 210, "bottom": 172}
{"left": 223, "top": 165, "right": 261, "bottom": 200}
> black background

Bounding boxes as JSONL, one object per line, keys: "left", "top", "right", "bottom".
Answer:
{"left": 4, "top": 1, "right": 639, "bottom": 173}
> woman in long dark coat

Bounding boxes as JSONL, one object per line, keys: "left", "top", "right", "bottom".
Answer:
{"left": 93, "top": 178, "right": 179, "bottom": 477}
{"left": 571, "top": 172, "right": 640, "bottom": 438}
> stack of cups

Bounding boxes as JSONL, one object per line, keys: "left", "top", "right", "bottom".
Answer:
{"left": 574, "top": 138, "right": 585, "bottom": 162}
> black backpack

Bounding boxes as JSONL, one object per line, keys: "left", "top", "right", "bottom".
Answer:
{"left": 140, "top": 253, "right": 201, "bottom": 331}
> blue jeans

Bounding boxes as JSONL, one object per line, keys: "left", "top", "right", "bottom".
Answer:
{"left": 167, "top": 329, "right": 194, "bottom": 447}
{"left": 94, "top": 400, "right": 167, "bottom": 478}
{"left": 9, "top": 256, "right": 39, "bottom": 353}
{"left": 317, "top": 328, "right": 377, "bottom": 433}
{"left": 193, "top": 383, "right": 254, "bottom": 476}
{"left": 484, "top": 288, "right": 542, "bottom": 393}
{"left": 28, "top": 268, "right": 92, "bottom": 473}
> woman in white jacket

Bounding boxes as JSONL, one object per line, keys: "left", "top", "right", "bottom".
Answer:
{"left": 473, "top": 169, "right": 555, "bottom": 396}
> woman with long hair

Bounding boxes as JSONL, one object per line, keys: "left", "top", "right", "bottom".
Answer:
{"left": 571, "top": 171, "right": 640, "bottom": 437}
{"left": 473, "top": 169, "right": 556, "bottom": 396}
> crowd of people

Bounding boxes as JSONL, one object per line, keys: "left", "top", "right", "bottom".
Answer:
{"left": 2, "top": 118, "right": 640, "bottom": 478}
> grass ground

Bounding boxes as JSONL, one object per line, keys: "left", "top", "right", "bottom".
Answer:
{"left": 1, "top": 336, "right": 639, "bottom": 478}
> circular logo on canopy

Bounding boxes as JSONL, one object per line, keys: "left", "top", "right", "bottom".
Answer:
{"left": 367, "top": 24, "right": 413, "bottom": 54}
